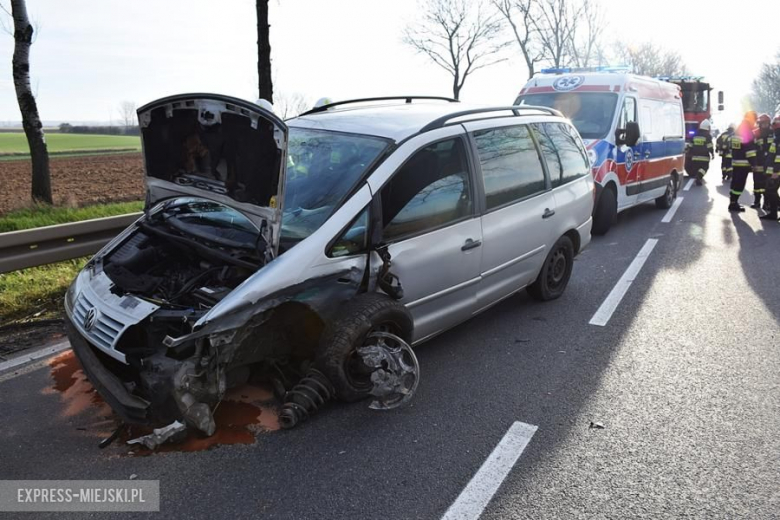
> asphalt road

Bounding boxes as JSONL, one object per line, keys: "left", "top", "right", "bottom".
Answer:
{"left": 2, "top": 168, "right": 780, "bottom": 519}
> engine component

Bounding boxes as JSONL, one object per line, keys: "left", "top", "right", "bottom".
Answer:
{"left": 356, "top": 331, "right": 419, "bottom": 410}
{"left": 279, "top": 368, "right": 335, "bottom": 429}
{"left": 126, "top": 420, "right": 187, "bottom": 450}
{"left": 192, "top": 286, "right": 233, "bottom": 306}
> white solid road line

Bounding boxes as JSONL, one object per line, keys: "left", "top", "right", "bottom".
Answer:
{"left": 441, "top": 421, "right": 538, "bottom": 520}
{"left": 661, "top": 197, "right": 684, "bottom": 223}
{"left": 589, "top": 238, "right": 659, "bottom": 327}
{"left": 0, "top": 340, "right": 70, "bottom": 375}
{"left": 683, "top": 178, "right": 695, "bottom": 191}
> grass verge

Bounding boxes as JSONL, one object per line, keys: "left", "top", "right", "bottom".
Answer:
{"left": 0, "top": 201, "right": 143, "bottom": 232}
{"left": 0, "top": 258, "right": 86, "bottom": 325}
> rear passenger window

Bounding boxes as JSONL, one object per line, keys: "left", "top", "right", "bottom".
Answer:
{"left": 473, "top": 125, "right": 546, "bottom": 210}
{"left": 533, "top": 123, "right": 590, "bottom": 187}
{"left": 381, "top": 138, "right": 472, "bottom": 241}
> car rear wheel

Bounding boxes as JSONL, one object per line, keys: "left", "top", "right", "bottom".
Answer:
{"left": 655, "top": 176, "right": 676, "bottom": 209}
{"left": 592, "top": 187, "right": 616, "bottom": 236}
{"left": 316, "top": 293, "right": 413, "bottom": 402}
{"left": 527, "top": 235, "right": 574, "bottom": 301}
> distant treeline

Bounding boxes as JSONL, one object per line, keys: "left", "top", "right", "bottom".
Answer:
{"left": 58, "top": 123, "right": 140, "bottom": 136}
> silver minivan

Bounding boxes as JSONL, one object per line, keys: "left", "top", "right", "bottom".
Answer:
{"left": 64, "top": 95, "right": 594, "bottom": 437}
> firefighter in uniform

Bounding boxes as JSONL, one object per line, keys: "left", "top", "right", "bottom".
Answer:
{"left": 687, "top": 120, "right": 714, "bottom": 186}
{"left": 752, "top": 113, "right": 773, "bottom": 209}
{"left": 719, "top": 124, "right": 735, "bottom": 181}
{"left": 728, "top": 111, "right": 758, "bottom": 212}
{"left": 760, "top": 114, "right": 780, "bottom": 221}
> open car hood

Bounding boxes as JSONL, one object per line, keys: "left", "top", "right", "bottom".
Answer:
{"left": 137, "top": 94, "right": 287, "bottom": 252}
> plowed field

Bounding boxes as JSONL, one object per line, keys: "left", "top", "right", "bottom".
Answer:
{"left": 1, "top": 153, "right": 144, "bottom": 214}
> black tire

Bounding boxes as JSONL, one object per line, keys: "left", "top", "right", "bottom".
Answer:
{"left": 592, "top": 187, "right": 616, "bottom": 236}
{"left": 527, "top": 235, "right": 574, "bottom": 302}
{"left": 316, "top": 293, "right": 413, "bottom": 402}
{"left": 655, "top": 175, "right": 677, "bottom": 209}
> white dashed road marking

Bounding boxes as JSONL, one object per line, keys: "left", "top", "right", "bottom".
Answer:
{"left": 683, "top": 178, "right": 695, "bottom": 191}
{"left": 589, "top": 238, "right": 659, "bottom": 327}
{"left": 441, "top": 421, "right": 538, "bottom": 520}
{"left": 661, "top": 197, "right": 684, "bottom": 223}
{"left": 0, "top": 341, "right": 70, "bottom": 376}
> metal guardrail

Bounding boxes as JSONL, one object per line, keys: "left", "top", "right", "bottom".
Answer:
{"left": 0, "top": 213, "right": 141, "bottom": 274}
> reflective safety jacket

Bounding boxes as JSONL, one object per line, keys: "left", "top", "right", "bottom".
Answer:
{"left": 717, "top": 133, "right": 731, "bottom": 156}
{"left": 755, "top": 130, "right": 773, "bottom": 174}
{"left": 689, "top": 130, "right": 714, "bottom": 162}
{"left": 769, "top": 131, "right": 779, "bottom": 177}
{"left": 731, "top": 122, "right": 757, "bottom": 170}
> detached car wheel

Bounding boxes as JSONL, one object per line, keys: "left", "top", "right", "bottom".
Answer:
{"left": 316, "top": 293, "right": 413, "bottom": 402}
{"left": 528, "top": 235, "right": 574, "bottom": 302}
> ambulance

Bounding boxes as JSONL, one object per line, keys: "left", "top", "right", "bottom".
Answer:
{"left": 515, "top": 67, "right": 686, "bottom": 235}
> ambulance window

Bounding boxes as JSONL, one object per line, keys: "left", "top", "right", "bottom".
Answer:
{"left": 664, "top": 103, "right": 683, "bottom": 138}
{"left": 618, "top": 97, "right": 637, "bottom": 128}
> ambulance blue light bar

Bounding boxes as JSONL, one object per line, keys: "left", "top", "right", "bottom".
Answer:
{"left": 539, "top": 66, "right": 631, "bottom": 75}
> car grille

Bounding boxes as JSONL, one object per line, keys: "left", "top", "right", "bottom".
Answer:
{"left": 72, "top": 292, "right": 125, "bottom": 351}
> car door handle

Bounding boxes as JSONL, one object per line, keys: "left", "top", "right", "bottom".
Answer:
{"left": 644, "top": 151, "right": 651, "bottom": 158}
{"left": 542, "top": 208, "right": 556, "bottom": 219}
{"left": 461, "top": 239, "right": 482, "bottom": 251}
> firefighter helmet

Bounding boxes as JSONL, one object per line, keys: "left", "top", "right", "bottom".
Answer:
{"left": 757, "top": 113, "right": 771, "bottom": 127}
{"left": 699, "top": 120, "right": 711, "bottom": 131}
{"left": 773, "top": 114, "right": 780, "bottom": 130}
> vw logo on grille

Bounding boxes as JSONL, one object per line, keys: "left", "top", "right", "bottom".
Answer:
{"left": 83, "top": 307, "right": 98, "bottom": 332}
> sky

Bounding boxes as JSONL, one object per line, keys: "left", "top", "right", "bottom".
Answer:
{"left": 0, "top": 0, "right": 777, "bottom": 127}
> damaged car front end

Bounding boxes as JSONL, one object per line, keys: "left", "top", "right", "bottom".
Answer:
{"left": 64, "top": 94, "right": 419, "bottom": 439}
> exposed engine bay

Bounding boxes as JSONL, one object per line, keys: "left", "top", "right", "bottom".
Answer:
{"left": 103, "top": 204, "right": 264, "bottom": 311}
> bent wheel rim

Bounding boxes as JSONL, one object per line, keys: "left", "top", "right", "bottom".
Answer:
{"left": 345, "top": 321, "right": 399, "bottom": 391}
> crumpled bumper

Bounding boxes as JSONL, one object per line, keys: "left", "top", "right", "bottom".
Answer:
{"left": 66, "top": 321, "right": 152, "bottom": 425}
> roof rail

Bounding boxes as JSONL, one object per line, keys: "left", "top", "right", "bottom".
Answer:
{"left": 419, "top": 105, "right": 562, "bottom": 133}
{"left": 300, "top": 96, "right": 459, "bottom": 116}
{"left": 656, "top": 75, "right": 706, "bottom": 82}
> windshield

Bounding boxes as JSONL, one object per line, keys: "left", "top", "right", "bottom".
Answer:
{"left": 681, "top": 87, "right": 709, "bottom": 113}
{"left": 515, "top": 92, "right": 618, "bottom": 139}
{"left": 281, "top": 128, "right": 390, "bottom": 241}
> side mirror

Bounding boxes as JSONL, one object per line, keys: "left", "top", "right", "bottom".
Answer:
{"left": 616, "top": 121, "right": 641, "bottom": 147}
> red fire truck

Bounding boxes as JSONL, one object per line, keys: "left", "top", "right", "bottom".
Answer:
{"left": 659, "top": 76, "right": 724, "bottom": 141}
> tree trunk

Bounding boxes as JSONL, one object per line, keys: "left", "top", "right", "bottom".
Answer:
{"left": 11, "top": 0, "right": 51, "bottom": 204}
{"left": 257, "top": 0, "right": 273, "bottom": 103}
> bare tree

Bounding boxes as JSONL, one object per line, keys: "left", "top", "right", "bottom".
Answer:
{"left": 532, "top": 0, "right": 581, "bottom": 69}
{"left": 404, "top": 0, "right": 508, "bottom": 100}
{"left": 6, "top": 0, "right": 51, "bottom": 204}
{"left": 568, "top": 0, "right": 606, "bottom": 68}
{"left": 275, "top": 92, "right": 312, "bottom": 119}
{"left": 118, "top": 101, "right": 137, "bottom": 131}
{"left": 257, "top": 0, "right": 273, "bottom": 103}
{"left": 612, "top": 41, "right": 689, "bottom": 77}
{"left": 494, "top": 0, "right": 607, "bottom": 78}
{"left": 492, "top": 0, "right": 540, "bottom": 79}
{"left": 749, "top": 51, "right": 780, "bottom": 115}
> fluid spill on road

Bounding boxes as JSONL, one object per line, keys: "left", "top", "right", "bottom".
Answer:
{"left": 44, "top": 351, "right": 112, "bottom": 420}
{"left": 44, "top": 350, "right": 281, "bottom": 454}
